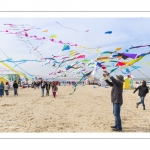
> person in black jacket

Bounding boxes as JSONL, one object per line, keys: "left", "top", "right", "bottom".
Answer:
{"left": 13, "top": 81, "right": 18, "bottom": 96}
{"left": 46, "top": 81, "right": 51, "bottom": 96}
{"left": 133, "top": 80, "right": 149, "bottom": 110}
{"left": 103, "top": 71, "right": 124, "bottom": 131}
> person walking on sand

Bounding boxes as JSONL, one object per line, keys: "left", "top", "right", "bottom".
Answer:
{"left": 133, "top": 80, "right": 149, "bottom": 110}
{"left": 46, "top": 81, "right": 50, "bottom": 96}
{"left": 41, "top": 80, "right": 46, "bottom": 97}
{"left": 4, "top": 82, "right": 9, "bottom": 96}
{"left": 13, "top": 81, "right": 18, "bottom": 96}
{"left": 103, "top": 71, "right": 124, "bottom": 132}
{"left": 52, "top": 83, "right": 58, "bottom": 98}
{"left": 0, "top": 81, "right": 4, "bottom": 97}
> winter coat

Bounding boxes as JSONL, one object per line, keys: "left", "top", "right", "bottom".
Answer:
{"left": 0, "top": 84, "right": 4, "bottom": 90}
{"left": 13, "top": 83, "right": 18, "bottom": 88}
{"left": 134, "top": 85, "right": 149, "bottom": 97}
{"left": 4, "top": 85, "right": 9, "bottom": 90}
{"left": 41, "top": 82, "right": 46, "bottom": 89}
{"left": 105, "top": 76, "right": 123, "bottom": 104}
{"left": 52, "top": 86, "right": 58, "bottom": 92}
{"left": 46, "top": 83, "right": 51, "bottom": 91}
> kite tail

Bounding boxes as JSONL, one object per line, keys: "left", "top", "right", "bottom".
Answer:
{"left": 69, "top": 76, "right": 84, "bottom": 95}
{"left": 69, "top": 71, "right": 92, "bottom": 95}
{"left": 109, "top": 67, "right": 119, "bottom": 74}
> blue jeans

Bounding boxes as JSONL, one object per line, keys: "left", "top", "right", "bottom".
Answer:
{"left": 0, "top": 89, "right": 4, "bottom": 96}
{"left": 138, "top": 97, "right": 145, "bottom": 109}
{"left": 41, "top": 88, "right": 44, "bottom": 96}
{"left": 113, "top": 103, "right": 122, "bottom": 130}
{"left": 14, "top": 88, "right": 18, "bottom": 95}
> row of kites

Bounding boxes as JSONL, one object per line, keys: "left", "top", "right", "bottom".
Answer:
{"left": 0, "top": 22, "right": 150, "bottom": 94}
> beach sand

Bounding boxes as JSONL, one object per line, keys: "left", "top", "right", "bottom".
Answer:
{"left": 0, "top": 85, "right": 150, "bottom": 132}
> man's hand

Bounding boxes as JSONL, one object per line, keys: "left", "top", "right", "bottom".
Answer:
{"left": 103, "top": 71, "right": 109, "bottom": 75}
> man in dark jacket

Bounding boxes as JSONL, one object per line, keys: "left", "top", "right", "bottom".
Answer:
{"left": 13, "top": 81, "right": 18, "bottom": 96}
{"left": 133, "top": 80, "right": 149, "bottom": 110}
{"left": 103, "top": 71, "right": 124, "bottom": 131}
{"left": 41, "top": 80, "right": 46, "bottom": 97}
{"left": 46, "top": 81, "right": 51, "bottom": 96}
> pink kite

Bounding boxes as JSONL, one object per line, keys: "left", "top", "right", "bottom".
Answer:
{"left": 76, "top": 55, "right": 85, "bottom": 59}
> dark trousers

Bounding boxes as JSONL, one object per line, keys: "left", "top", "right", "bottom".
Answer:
{"left": 0, "top": 89, "right": 4, "bottom": 97}
{"left": 46, "top": 90, "right": 49, "bottom": 96}
{"left": 14, "top": 88, "right": 18, "bottom": 95}
{"left": 5, "top": 90, "right": 9, "bottom": 96}
{"left": 113, "top": 103, "right": 122, "bottom": 130}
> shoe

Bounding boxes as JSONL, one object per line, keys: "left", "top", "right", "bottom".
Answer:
{"left": 136, "top": 103, "right": 138, "bottom": 108}
{"left": 143, "top": 108, "right": 145, "bottom": 110}
{"left": 113, "top": 128, "right": 122, "bottom": 131}
{"left": 111, "top": 126, "right": 117, "bottom": 128}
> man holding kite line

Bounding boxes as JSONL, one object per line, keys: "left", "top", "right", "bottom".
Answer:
{"left": 103, "top": 71, "right": 124, "bottom": 131}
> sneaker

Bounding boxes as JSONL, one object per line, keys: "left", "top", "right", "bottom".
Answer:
{"left": 111, "top": 126, "right": 117, "bottom": 128}
{"left": 136, "top": 103, "right": 138, "bottom": 108}
{"left": 113, "top": 128, "right": 122, "bottom": 131}
{"left": 143, "top": 108, "right": 145, "bottom": 110}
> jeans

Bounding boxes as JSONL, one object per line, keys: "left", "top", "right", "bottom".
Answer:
{"left": 113, "top": 103, "right": 122, "bottom": 130}
{"left": 138, "top": 97, "right": 145, "bottom": 109}
{"left": 5, "top": 90, "right": 9, "bottom": 96}
{"left": 0, "top": 89, "right": 4, "bottom": 96}
{"left": 14, "top": 88, "right": 18, "bottom": 95}
{"left": 41, "top": 88, "right": 44, "bottom": 96}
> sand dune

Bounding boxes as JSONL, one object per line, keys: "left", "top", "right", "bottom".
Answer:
{"left": 0, "top": 85, "right": 150, "bottom": 132}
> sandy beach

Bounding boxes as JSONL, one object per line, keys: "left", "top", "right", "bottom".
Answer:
{"left": 0, "top": 85, "right": 150, "bottom": 132}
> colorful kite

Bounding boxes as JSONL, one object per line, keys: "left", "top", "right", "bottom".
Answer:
{"left": 62, "top": 44, "right": 70, "bottom": 51}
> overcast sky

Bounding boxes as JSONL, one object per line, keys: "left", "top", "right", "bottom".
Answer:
{"left": 0, "top": 18, "right": 150, "bottom": 78}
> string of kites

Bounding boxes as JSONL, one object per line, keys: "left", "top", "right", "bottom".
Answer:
{"left": 0, "top": 23, "right": 150, "bottom": 94}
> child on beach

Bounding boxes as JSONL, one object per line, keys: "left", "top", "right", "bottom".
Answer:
{"left": 4, "top": 82, "right": 9, "bottom": 96}
{"left": 52, "top": 83, "right": 58, "bottom": 98}
{"left": 133, "top": 80, "right": 149, "bottom": 110}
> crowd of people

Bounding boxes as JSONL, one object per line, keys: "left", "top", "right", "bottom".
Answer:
{"left": 31, "top": 80, "right": 58, "bottom": 98}
{"left": 0, "top": 80, "right": 59, "bottom": 98}
{"left": 0, "top": 80, "right": 18, "bottom": 97}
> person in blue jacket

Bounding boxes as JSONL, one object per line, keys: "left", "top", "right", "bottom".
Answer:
{"left": 0, "top": 81, "right": 4, "bottom": 97}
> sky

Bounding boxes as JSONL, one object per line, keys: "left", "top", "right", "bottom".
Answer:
{"left": 0, "top": 18, "right": 150, "bottom": 78}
